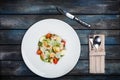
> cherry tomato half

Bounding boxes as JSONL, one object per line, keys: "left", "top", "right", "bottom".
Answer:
{"left": 37, "top": 49, "right": 42, "bottom": 55}
{"left": 46, "top": 33, "right": 52, "bottom": 38}
{"left": 53, "top": 58, "right": 59, "bottom": 64}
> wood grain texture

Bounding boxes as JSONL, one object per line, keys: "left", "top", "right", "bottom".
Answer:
{"left": 0, "top": 30, "right": 120, "bottom": 44}
{"left": 1, "top": 76, "right": 120, "bottom": 80}
{"left": 0, "top": 0, "right": 120, "bottom": 79}
{"left": 0, "top": 45, "right": 120, "bottom": 60}
{"left": 0, "top": 0, "right": 119, "bottom": 14}
{"left": 0, "top": 15, "right": 120, "bottom": 30}
{"left": 1, "top": 60, "right": 120, "bottom": 76}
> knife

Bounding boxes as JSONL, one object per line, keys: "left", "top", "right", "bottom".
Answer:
{"left": 56, "top": 7, "right": 91, "bottom": 28}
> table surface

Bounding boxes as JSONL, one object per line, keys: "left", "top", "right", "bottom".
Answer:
{"left": 0, "top": 0, "right": 120, "bottom": 80}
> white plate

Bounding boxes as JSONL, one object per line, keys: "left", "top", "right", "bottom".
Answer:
{"left": 21, "top": 19, "right": 81, "bottom": 78}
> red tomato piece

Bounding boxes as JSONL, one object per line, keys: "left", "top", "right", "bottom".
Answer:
{"left": 46, "top": 33, "right": 52, "bottom": 38}
{"left": 37, "top": 49, "right": 42, "bottom": 55}
{"left": 53, "top": 58, "right": 59, "bottom": 64}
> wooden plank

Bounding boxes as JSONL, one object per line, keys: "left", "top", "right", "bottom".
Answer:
{"left": 0, "top": 45, "right": 120, "bottom": 60}
{"left": 0, "top": 45, "right": 21, "bottom": 60}
{"left": 0, "top": 0, "right": 119, "bottom": 14}
{"left": 0, "top": 30, "right": 119, "bottom": 45}
{"left": 0, "top": 15, "right": 120, "bottom": 30}
{"left": 1, "top": 76, "right": 120, "bottom": 80}
{"left": 1, "top": 60, "right": 120, "bottom": 76}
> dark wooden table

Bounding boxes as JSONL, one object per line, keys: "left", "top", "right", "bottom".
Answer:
{"left": 0, "top": 0, "right": 120, "bottom": 80}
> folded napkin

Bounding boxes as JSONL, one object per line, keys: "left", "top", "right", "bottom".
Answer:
{"left": 89, "top": 34, "right": 105, "bottom": 73}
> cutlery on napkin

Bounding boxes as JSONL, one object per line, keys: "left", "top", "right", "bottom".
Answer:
{"left": 89, "top": 34, "right": 105, "bottom": 73}
{"left": 89, "top": 35, "right": 102, "bottom": 51}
